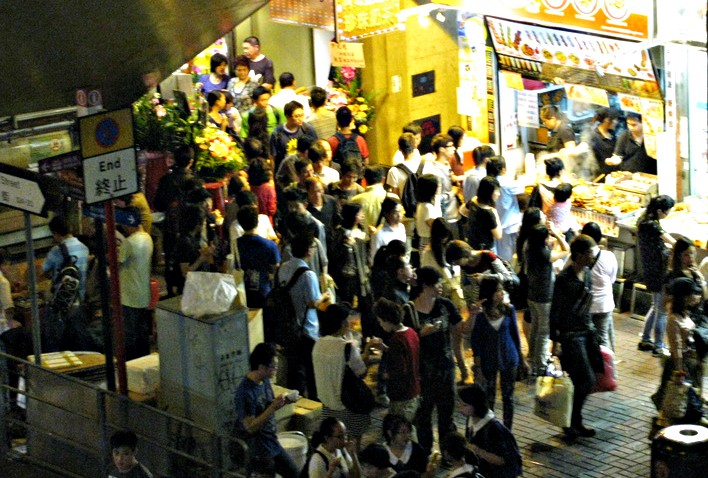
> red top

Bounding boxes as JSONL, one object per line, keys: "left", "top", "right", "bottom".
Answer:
{"left": 251, "top": 181, "right": 277, "bottom": 225}
{"left": 387, "top": 327, "right": 420, "bottom": 401}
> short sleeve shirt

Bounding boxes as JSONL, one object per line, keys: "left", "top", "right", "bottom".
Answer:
{"left": 277, "top": 258, "right": 321, "bottom": 340}
{"left": 404, "top": 297, "right": 461, "bottom": 371}
{"left": 415, "top": 202, "right": 442, "bottom": 240}
{"left": 547, "top": 123, "right": 575, "bottom": 153}
{"left": 237, "top": 235, "right": 280, "bottom": 307}
{"left": 234, "top": 376, "right": 280, "bottom": 458}
{"left": 464, "top": 201, "right": 497, "bottom": 250}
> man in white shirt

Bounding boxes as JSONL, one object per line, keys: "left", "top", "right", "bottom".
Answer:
{"left": 269, "top": 72, "right": 311, "bottom": 119}
{"left": 581, "top": 222, "right": 618, "bottom": 350}
{"left": 118, "top": 208, "right": 154, "bottom": 360}
{"left": 462, "top": 145, "right": 495, "bottom": 203}
{"left": 390, "top": 122, "right": 423, "bottom": 166}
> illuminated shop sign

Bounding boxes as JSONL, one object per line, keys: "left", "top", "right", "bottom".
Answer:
{"left": 436, "top": 0, "right": 652, "bottom": 40}
{"left": 336, "top": 0, "right": 401, "bottom": 41}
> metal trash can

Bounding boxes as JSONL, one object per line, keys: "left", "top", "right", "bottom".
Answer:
{"left": 651, "top": 424, "right": 708, "bottom": 478}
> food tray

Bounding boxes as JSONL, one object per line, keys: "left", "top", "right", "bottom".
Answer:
{"left": 27, "top": 351, "right": 83, "bottom": 370}
{"left": 571, "top": 207, "right": 619, "bottom": 237}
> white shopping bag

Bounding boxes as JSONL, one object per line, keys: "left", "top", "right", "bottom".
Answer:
{"left": 181, "top": 271, "right": 238, "bottom": 317}
{"left": 534, "top": 374, "right": 574, "bottom": 428}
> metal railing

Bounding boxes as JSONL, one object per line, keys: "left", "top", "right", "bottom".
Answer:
{"left": 0, "top": 351, "right": 248, "bottom": 478}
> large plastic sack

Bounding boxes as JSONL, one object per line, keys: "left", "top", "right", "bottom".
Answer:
{"left": 591, "top": 345, "right": 618, "bottom": 393}
{"left": 534, "top": 374, "right": 574, "bottom": 428}
{"left": 181, "top": 272, "right": 238, "bottom": 317}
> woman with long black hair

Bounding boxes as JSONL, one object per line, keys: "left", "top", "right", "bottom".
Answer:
{"left": 637, "top": 195, "right": 676, "bottom": 356}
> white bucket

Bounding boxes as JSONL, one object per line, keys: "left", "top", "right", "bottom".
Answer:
{"left": 278, "top": 431, "right": 308, "bottom": 471}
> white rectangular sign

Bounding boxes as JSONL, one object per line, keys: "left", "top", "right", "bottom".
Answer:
{"left": 0, "top": 171, "right": 45, "bottom": 215}
{"left": 82, "top": 147, "right": 138, "bottom": 204}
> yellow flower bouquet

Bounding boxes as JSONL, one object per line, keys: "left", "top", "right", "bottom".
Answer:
{"left": 193, "top": 127, "right": 245, "bottom": 182}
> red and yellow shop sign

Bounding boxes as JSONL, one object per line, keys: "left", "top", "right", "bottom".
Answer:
{"left": 336, "top": 0, "right": 400, "bottom": 41}
{"left": 436, "top": 0, "right": 652, "bottom": 40}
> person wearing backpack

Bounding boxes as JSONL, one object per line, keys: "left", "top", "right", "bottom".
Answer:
{"left": 42, "top": 216, "right": 89, "bottom": 352}
{"left": 43, "top": 216, "right": 89, "bottom": 302}
{"left": 328, "top": 106, "right": 369, "bottom": 167}
{"left": 277, "top": 232, "right": 331, "bottom": 398}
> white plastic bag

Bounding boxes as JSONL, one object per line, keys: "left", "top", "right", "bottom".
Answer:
{"left": 181, "top": 271, "right": 238, "bottom": 317}
{"left": 534, "top": 374, "right": 574, "bottom": 428}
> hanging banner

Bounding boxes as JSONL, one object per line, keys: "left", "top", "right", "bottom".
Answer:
{"left": 436, "top": 0, "right": 652, "bottom": 40}
{"left": 336, "top": 0, "right": 400, "bottom": 41}
{"left": 271, "top": 0, "right": 335, "bottom": 30}
{"left": 330, "top": 42, "right": 366, "bottom": 68}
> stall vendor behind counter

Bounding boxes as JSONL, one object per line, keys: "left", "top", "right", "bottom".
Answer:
{"left": 606, "top": 113, "right": 656, "bottom": 175}
{"left": 540, "top": 105, "right": 576, "bottom": 153}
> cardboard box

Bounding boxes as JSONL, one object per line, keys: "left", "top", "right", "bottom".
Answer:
{"left": 126, "top": 353, "right": 160, "bottom": 394}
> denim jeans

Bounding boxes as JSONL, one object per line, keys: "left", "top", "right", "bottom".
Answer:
{"left": 592, "top": 312, "right": 614, "bottom": 350}
{"left": 641, "top": 291, "right": 667, "bottom": 348}
{"left": 528, "top": 300, "right": 552, "bottom": 374}
{"left": 483, "top": 366, "right": 517, "bottom": 430}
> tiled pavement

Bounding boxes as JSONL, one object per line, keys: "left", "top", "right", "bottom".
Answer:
{"left": 2, "top": 312, "right": 699, "bottom": 477}
{"left": 362, "top": 312, "right": 698, "bottom": 478}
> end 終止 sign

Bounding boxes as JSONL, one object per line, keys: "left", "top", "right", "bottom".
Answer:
{"left": 79, "top": 108, "right": 138, "bottom": 204}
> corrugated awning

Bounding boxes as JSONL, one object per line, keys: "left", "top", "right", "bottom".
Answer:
{"left": 0, "top": 0, "right": 268, "bottom": 117}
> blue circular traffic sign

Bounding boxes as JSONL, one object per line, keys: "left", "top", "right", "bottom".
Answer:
{"left": 95, "top": 118, "right": 120, "bottom": 148}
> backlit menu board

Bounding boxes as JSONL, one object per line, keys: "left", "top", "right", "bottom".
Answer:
{"left": 436, "top": 0, "right": 652, "bottom": 41}
{"left": 270, "top": 0, "right": 335, "bottom": 30}
{"left": 487, "top": 17, "right": 661, "bottom": 99}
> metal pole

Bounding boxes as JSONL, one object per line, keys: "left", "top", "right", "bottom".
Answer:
{"left": 95, "top": 218, "right": 116, "bottom": 392}
{"left": 25, "top": 213, "right": 42, "bottom": 365}
{"left": 334, "top": 0, "right": 340, "bottom": 43}
{"left": 104, "top": 201, "right": 127, "bottom": 395}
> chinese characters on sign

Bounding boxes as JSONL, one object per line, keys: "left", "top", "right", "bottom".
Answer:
{"left": 82, "top": 150, "right": 138, "bottom": 205}
{"left": 337, "top": 0, "right": 400, "bottom": 40}
{"left": 330, "top": 42, "right": 366, "bottom": 68}
{"left": 79, "top": 108, "right": 138, "bottom": 205}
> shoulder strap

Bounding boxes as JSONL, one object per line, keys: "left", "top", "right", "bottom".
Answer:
{"left": 59, "top": 242, "right": 76, "bottom": 266}
{"left": 283, "top": 266, "right": 309, "bottom": 291}
{"left": 395, "top": 163, "right": 413, "bottom": 175}
{"left": 344, "top": 342, "right": 352, "bottom": 361}
{"left": 404, "top": 301, "right": 420, "bottom": 331}
{"left": 415, "top": 159, "right": 426, "bottom": 175}
{"left": 270, "top": 105, "right": 281, "bottom": 123}
{"left": 590, "top": 249, "right": 602, "bottom": 269}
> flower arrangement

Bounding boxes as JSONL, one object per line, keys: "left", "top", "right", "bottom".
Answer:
{"left": 193, "top": 126, "right": 246, "bottom": 182}
{"left": 329, "top": 66, "right": 375, "bottom": 134}
{"left": 133, "top": 92, "right": 196, "bottom": 152}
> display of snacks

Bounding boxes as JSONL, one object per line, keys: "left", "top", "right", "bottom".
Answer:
{"left": 571, "top": 207, "right": 619, "bottom": 237}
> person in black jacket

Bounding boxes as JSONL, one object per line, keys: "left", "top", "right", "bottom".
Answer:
{"left": 549, "top": 235, "right": 601, "bottom": 439}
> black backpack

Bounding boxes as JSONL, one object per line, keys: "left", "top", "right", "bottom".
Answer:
{"left": 50, "top": 242, "right": 81, "bottom": 314}
{"left": 332, "top": 132, "right": 363, "bottom": 166}
{"left": 396, "top": 160, "right": 426, "bottom": 218}
{"left": 262, "top": 266, "right": 309, "bottom": 349}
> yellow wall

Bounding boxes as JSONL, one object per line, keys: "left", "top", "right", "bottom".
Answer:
{"left": 361, "top": 14, "right": 460, "bottom": 165}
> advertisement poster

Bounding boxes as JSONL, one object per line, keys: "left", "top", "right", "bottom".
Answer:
{"left": 271, "top": 0, "right": 335, "bottom": 30}
{"left": 517, "top": 90, "right": 540, "bottom": 127}
{"left": 336, "top": 0, "right": 400, "bottom": 41}
{"left": 457, "top": 13, "right": 490, "bottom": 141}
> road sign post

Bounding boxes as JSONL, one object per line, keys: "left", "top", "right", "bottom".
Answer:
{"left": 79, "top": 108, "right": 138, "bottom": 395}
{"left": 0, "top": 163, "right": 62, "bottom": 365}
